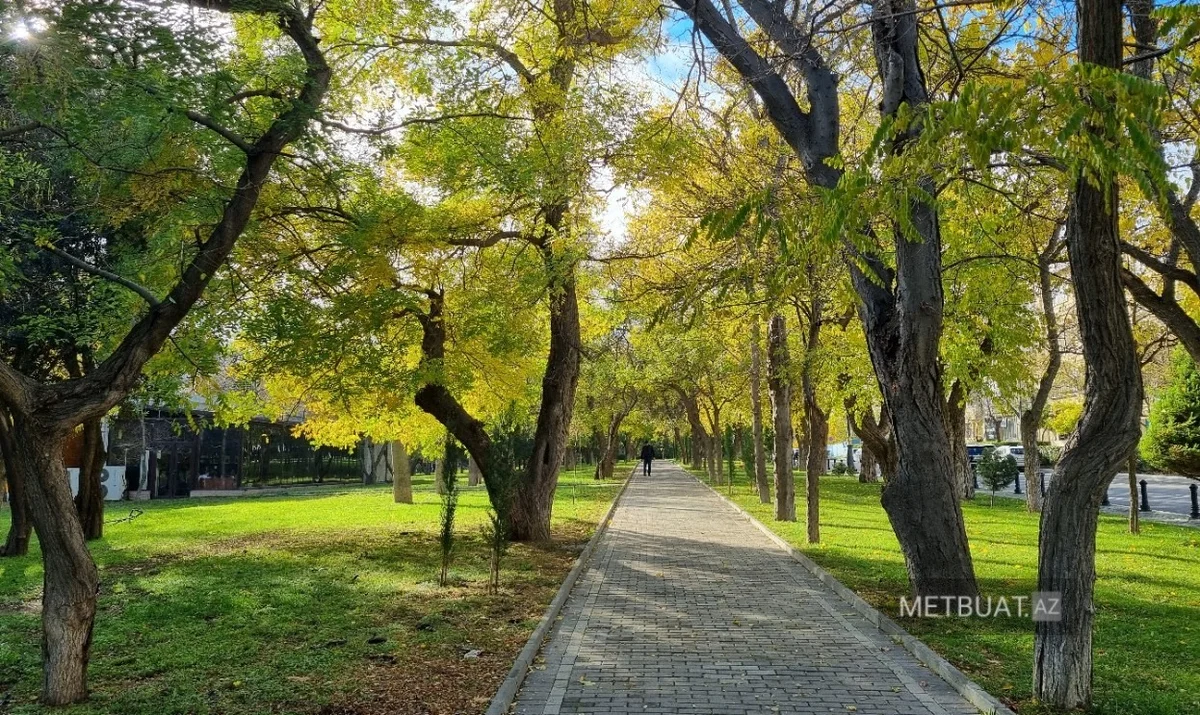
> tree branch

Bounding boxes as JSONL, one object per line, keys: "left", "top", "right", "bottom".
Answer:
{"left": 0, "top": 121, "right": 43, "bottom": 141}
{"left": 391, "top": 35, "right": 535, "bottom": 83}
{"left": 319, "top": 111, "right": 531, "bottom": 136}
{"left": 182, "top": 109, "right": 254, "bottom": 153}
{"left": 1121, "top": 240, "right": 1200, "bottom": 295}
{"left": 41, "top": 244, "right": 160, "bottom": 307}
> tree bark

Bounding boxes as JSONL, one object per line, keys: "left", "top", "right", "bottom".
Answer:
{"left": 599, "top": 403, "right": 632, "bottom": 480}
{"left": 749, "top": 318, "right": 770, "bottom": 502}
{"left": 767, "top": 315, "right": 795, "bottom": 521}
{"left": 859, "top": 442, "right": 879, "bottom": 484}
{"left": 803, "top": 400, "right": 826, "bottom": 542}
{"left": 679, "top": 391, "right": 707, "bottom": 471}
{"left": 0, "top": 409, "right": 31, "bottom": 556}
{"left": 858, "top": 0, "right": 977, "bottom": 600}
{"left": 12, "top": 416, "right": 99, "bottom": 705}
{"left": 1022, "top": 230, "right": 1064, "bottom": 512}
{"left": 512, "top": 251, "right": 581, "bottom": 541}
{"left": 468, "top": 455, "right": 482, "bottom": 486}
{"left": 945, "top": 380, "right": 974, "bottom": 500}
{"left": 846, "top": 397, "right": 896, "bottom": 484}
{"left": 711, "top": 406, "right": 723, "bottom": 485}
{"left": 799, "top": 295, "right": 826, "bottom": 542}
{"left": 392, "top": 440, "right": 412, "bottom": 504}
{"left": 1128, "top": 452, "right": 1140, "bottom": 535}
{"left": 1033, "top": 3, "right": 1143, "bottom": 706}
{"left": 74, "top": 419, "right": 105, "bottom": 541}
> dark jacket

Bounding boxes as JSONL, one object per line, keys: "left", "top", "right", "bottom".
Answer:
{"left": 639, "top": 444, "right": 655, "bottom": 461}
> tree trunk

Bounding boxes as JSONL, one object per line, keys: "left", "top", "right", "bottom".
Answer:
{"left": 845, "top": 1, "right": 977, "bottom": 600}
{"left": 12, "top": 415, "right": 99, "bottom": 705}
{"left": 845, "top": 412, "right": 856, "bottom": 473}
{"left": 512, "top": 256, "right": 581, "bottom": 542}
{"left": 860, "top": 443, "right": 879, "bottom": 484}
{"left": 434, "top": 459, "right": 445, "bottom": 495}
{"left": 750, "top": 317, "right": 770, "bottom": 502}
{"left": 712, "top": 407, "right": 723, "bottom": 485}
{"left": 798, "top": 274, "right": 827, "bottom": 541}
{"left": 1023, "top": 229, "right": 1064, "bottom": 513}
{"left": 599, "top": 438, "right": 616, "bottom": 480}
{"left": 768, "top": 315, "right": 795, "bottom": 521}
{"left": 847, "top": 399, "right": 895, "bottom": 484}
{"left": 945, "top": 380, "right": 974, "bottom": 501}
{"left": 803, "top": 401, "right": 825, "bottom": 542}
{"left": 598, "top": 407, "right": 630, "bottom": 480}
{"left": 392, "top": 440, "right": 412, "bottom": 504}
{"left": 1128, "top": 452, "right": 1139, "bottom": 534}
{"left": 1033, "top": 4, "right": 1143, "bottom": 706}
{"left": 706, "top": 433, "right": 718, "bottom": 482}
{"left": 1022, "top": 422, "right": 1043, "bottom": 511}
{"left": 680, "top": 392, "right": 707, "bottom": 471}
{"left": 0, "top": 409, "right": 31, "bottom": 556}
{"left": 468, "top": 455, "right": 482, "bottom": 486}
{"left": 74, "top": 418, "right": 106, "bottom": 541}
{"left": 360, "top": 438, "right": 377, "bottom": 485}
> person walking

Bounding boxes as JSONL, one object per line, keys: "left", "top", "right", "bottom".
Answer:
{"left": 639, "top": 443, "right": 655, "bottom": 476}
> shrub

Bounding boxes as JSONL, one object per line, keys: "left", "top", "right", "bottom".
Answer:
{"left": 1142, "top": 348, "right": 1200, "bottom": 477}
{"left": 438, "top": 438, "right": 462, "bottom": 587}
{"left": 978, "top": 447, "right": 1018, "bottom": 505}
{"left": 1038, "top": 444, "right": 1062, "bottom": 467}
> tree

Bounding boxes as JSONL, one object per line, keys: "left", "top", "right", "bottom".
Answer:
{"left": 1021, "top": 224, "right": 1066, "bottom": 512}
{"left": 977, "top": 448, "right": 1017, "bottom": 506}
{"left": 0, "top": 1, "right": 340, "bottom": 702}
{"left": 1142, "top": 348, "right": 1200, "bottom": 477}
{"left": 1032, "top": 1, "right": 1145, "bottom": 706}
{"left": 767, "top": 314, "right": 794, "bottom": 521}
{"left": 672, "top": 0, "right": 978, "bottom": 598}
{"left": 748, "top": 317, "right": 770, "bottom": 502}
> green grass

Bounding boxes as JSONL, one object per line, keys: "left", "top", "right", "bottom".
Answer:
{"left": 0, "top": 463, "right": 628, "bottom": 714}
{"left": 688, "top": 464, "right": 1200, "bottom": 715}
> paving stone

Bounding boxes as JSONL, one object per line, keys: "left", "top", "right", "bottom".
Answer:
{"left": 512, "top": 464, "right": 983, "bottom": 715}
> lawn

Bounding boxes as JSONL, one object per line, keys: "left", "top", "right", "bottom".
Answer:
{"left": 689, "top": 465, "right": 1200, "bottom": 715}
{"left": 0, "top": 462, "right": 629, "bottom": 715}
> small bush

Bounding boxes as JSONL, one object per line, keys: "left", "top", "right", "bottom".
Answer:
{"left": 978, "top": 448, "right": 1019, "bottom": 505}
{"left": 438, "top": 438, "right": 462, "bottom": 586}
{"left": 1038, "top": 445, "right": 1062, "bottom": 466}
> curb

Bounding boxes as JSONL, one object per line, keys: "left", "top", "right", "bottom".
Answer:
{"left": 690, "top": 472, "right": 1016, "bottom": 715}
{"left": 485, "top": 467, "right": 635, "bottom": 715}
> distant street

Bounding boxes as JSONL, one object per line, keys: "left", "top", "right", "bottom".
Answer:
{"left": 1000, "top": 470, "right": 1198, "bottom": 521}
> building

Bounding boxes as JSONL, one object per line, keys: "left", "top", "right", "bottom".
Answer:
{"left": 104, "top": 408, "right": 363, "bottom": 499}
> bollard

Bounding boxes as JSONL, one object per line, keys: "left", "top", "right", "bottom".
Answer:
{"left": 1191, "top": 483, "right": 1198, "bottom": 520}
{"left": 1014, "top": 470, "right": 1022, "bottom": 495}
{"left": 1139, "top": 479, "right": 1150, "bottom": 512}
{"left": 1102, "top": 488, "right": 1110, "bottom": 506}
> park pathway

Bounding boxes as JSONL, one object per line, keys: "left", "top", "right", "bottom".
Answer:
{"left": 512, "top": 462, "right": 982, "bottom": 715}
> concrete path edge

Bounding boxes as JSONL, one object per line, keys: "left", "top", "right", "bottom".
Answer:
{"left": 692, "top": 473, "right": 1017, "bottom": 715}
{"left": 486, "top": 467, "right": 636, "bottom": 715}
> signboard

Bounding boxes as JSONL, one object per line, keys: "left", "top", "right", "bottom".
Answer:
{"left": 66, "top": 466, "right": 126, "bottom": 501}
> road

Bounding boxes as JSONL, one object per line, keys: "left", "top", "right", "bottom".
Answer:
{"left": 995, "top": 469, "right": 1198, "bottom": 520}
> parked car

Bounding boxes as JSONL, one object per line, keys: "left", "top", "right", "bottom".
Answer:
{"left": 995, "top": 445, "right": 1025, "bottom": 468}
{"left": 966, "top": 444, "right": 989, "bottom": 466}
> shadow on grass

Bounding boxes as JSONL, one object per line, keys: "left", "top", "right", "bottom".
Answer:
{"left": 0, "top": 477, "right": 624, "bottom": 715}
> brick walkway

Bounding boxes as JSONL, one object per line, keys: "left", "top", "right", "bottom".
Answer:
{"left": 513, "top": 463, "right": 981, "bottom": 715}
